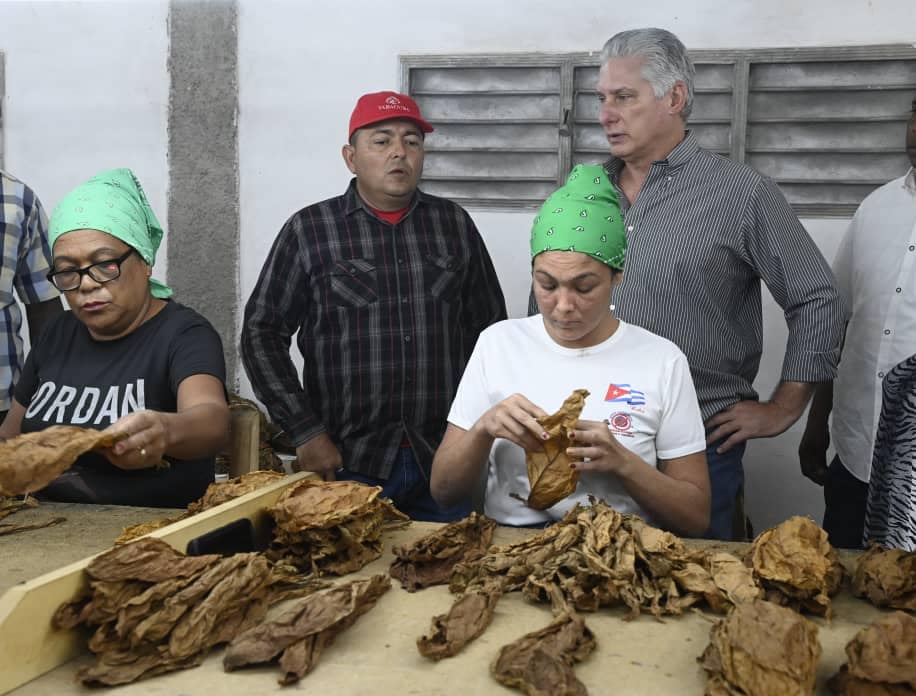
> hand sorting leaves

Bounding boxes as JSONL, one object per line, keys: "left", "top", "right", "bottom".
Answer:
{"left": 517, "top": 389, "right": 589, "bottom": 510}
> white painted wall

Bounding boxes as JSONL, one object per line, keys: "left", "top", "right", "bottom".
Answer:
{"left": 0, "top": 0, "right": 170, "bottom": 292}
{"left": 4, "top": 0, "right": 908, "bottom": 530}
{"left": 238, "top": 0, "right": 915, "bottom": 530}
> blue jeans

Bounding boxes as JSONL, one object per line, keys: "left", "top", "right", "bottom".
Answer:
{"left": 704, "top": 440, "right": 746, "bottom": 540}
{"left": 336, "top": 447, "right": 471, "bottom": 522}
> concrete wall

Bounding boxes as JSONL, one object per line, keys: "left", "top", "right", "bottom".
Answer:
{"left": 0, "top": 0, "right": 169, "bottom": 282}
{"left": 2, "top": 0, "right": 914, "bottom": 530}
{"left": 236, "top": 0, "right": 914, "bottom": 530}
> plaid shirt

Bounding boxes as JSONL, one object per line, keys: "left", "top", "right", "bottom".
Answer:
{"left": 241, "top": 180, "right": 506, "bottom": 479}
{"left": 0, "top": 170, "right": 60, "bottom": 410}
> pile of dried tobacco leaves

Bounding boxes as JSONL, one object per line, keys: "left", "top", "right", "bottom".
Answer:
{"left": 850, "top": 545, "right": 916, "bottom": 611}
{"left": 116, "top": 471, "right": 286, "bottom": 544}
{"left": 390, "top": 511, "right": 496, "bottom": 591}
{"left": 54, "top": 537, "right": 314, "bottom": 686}
{"left": 418, "top": 499, "right": 761, "bottom": 663}
{"left": 747, "top": 515, "right": 844, "bottom": 617}
{"left": 700, "top": 599, "right": 821, "bottom": 695}
{"left": 828, "top": 612, "right": 916, "bottom": 695}
{"left": 267, "top": 479, "right": 409, "bottom": 576}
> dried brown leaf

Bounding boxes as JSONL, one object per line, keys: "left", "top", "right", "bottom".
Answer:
{"left": 491, "top": 602, "right": 596, "bottom": 696}
{"left": 390, "top": 512, "right": 496, "bottom": 591}
{"left": 700, "top": 599, "right": 821, "bottom": 696}
{"left": 851, "top": 546, "right": 916, "bottom": 612}
{"left": 0, "top": 425, "right": 126, "bottom": 495}
{"left": 520, "top": 389, "right": 588, "bottom": 510}
{"left": 836, "top": 612, "right": 916, "bottom": 691}
{"left": 749, "top": 515, "right": 843, "bottom": 617}
{"left": 223, "top": 574, "right": 391, "bottom": 685}
{"left": 417, "top": 583, "right": 503, "bottom": 660}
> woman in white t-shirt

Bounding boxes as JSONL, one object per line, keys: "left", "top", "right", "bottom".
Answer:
{"left": 430, "top": 165, "right": 710, "bottom": 536}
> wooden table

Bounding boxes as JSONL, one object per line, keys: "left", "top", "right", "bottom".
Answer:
{"left": 6, "top": 514, "right": 892, "bottom": 696}
{"left": 1, "top": 501, "right": 182, "bottom": 595}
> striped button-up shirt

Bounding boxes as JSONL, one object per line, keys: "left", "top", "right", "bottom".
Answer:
{"left": 604, "top": 132, "right": 846, "bottom": 421}
{"left": 241, "top": 180, "right": 506, "bottom": 479}
{"left": 0, "top": 170, "right": 60, "bottom": 411}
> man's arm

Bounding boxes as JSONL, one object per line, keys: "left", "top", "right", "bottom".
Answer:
{"left": 24, "top": 298, "right": 64, "bottom": 344}
{"left": 240, "top": 218, "right": 337, "bottom": 477}
{"left": 708, "top": 176, "right": 847, "bottom": 452}
{"left": 798, "top": 381, "right": 833, "bottom": 485}
{"left": 706, "top": 381, "right": 814, "bottom": 453}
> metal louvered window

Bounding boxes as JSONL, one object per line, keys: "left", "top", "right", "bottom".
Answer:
{"left": 401, "top": 44, "right": 916, "bottom": 217}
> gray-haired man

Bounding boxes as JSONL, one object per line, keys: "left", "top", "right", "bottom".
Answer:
{"left": 593, "top": 28, "right": 846, "bottom": 539}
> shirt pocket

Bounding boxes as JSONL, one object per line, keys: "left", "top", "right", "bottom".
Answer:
{"left": 325, "top": 258, "right": 379, "bottom": 308}
{"left": 424, "top": 253, "right": 464, "bottom": 302}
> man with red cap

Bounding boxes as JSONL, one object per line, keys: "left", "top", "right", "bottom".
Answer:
{"left": 242, "top": 91, "right": 506, "bottom": 521}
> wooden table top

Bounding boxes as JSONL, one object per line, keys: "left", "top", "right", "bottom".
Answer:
{"left": 8, "top": 517, "right": 891, "bottom": 696}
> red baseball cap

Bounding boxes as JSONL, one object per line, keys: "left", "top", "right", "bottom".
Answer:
{"left": 348, "top": 91, "right": 434, "bottom": 139}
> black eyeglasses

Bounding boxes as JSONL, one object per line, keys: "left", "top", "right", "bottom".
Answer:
{"left": 47, "top": 248, "right": 136, "bottom": 292}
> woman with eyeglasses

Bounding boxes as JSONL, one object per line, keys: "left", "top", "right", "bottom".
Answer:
{"left": 0, "top": 169, "right": 229, "bottom": 507}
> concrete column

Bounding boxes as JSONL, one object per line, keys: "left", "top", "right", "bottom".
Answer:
{"left": 167, "top": 0, "right": 239, "bottom": 386}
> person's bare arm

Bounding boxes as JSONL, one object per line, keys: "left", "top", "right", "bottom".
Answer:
{"left": 568, "top": 420, "right": 710, "bottom": 537}
{"left": 798, "top": 381, "right": 833, "bottom": 485}
{"left": 431, "top": 394, "right": 548, "bottom": 509}
{"left": 704, "top": 380, "right": 814, "bottom": 454}
{"left": 103, "top": 374, "right": 229, "bottom": 470}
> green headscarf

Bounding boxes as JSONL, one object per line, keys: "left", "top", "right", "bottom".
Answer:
{"left": 48, "top": 168, "right": 173, "bottom": 298}
{"left": 530, "top": 164, "right": 627, "bottom": 270}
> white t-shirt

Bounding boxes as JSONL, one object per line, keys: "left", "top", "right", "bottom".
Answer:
{"left": 447, "top": 316, "right": 706, "bottom": 526}
{"left": 832, "top": 168, "right": 916, "bottom": 482}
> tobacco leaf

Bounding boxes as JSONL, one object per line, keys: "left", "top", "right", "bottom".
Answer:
{"left": 828, "top": 667, "right": 915, "bottom": 696}
{"left": 851, "top": 546, "right": 916, "bottom": 612}
{"left": 267, "top": 480, "right": 409, "bottom": 576}
{"left": 417, "top": 582, "right": 503, "bottom": 660}
{"left": 0, "top": 494, "right": 38, "bottom": 520}
{"left": 748, "top": 515, "right": 844, "bottom": 617}
{"left": 186, "top": 470, "right": 285, "bottom": 515}
{"left": 700, "top": 599, "right": 821, "bottom": 696}
{"left": 491, "top": 587, "right": 596, "bottom": 696}
{"left": 54, "top": 537, "right": 296, "bottom": 687}
{"left": 0, "top": 425, "right": 126, "bottom": 496}
{"left": 0, "top": 515, "right": 65, "bottom": 536}
{"left": 827, "top": 612, "right": 916, "bottom": 695}
{"left": 115, "top": 470, "right": 286, "bottom": 544}
{"left": 427, "top": 500, "right": 762, "bottom": 668}
{"left": 390, "top": 512, "right": 496, "bottom": 591}
{"left": 520, "top": 389, "right": 589, "bottom": 510}
{"left": 223, "top": 574, "right": 391, "bottom": 685}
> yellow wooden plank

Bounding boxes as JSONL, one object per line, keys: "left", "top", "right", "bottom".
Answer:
{"left": 0, "top": 471, "right": 314, "bottom": 695}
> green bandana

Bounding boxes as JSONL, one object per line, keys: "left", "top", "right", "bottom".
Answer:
{"left": 530, "top": 164, "right": 627, "bottom": 270}
{"left": 48, "top": 168, "right": 173, "bottom": 298}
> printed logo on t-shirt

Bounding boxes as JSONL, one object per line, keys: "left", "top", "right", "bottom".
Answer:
{"left": 604, "top": 383, "right": 646, "bottom": 406}
{"left": 608, "top": 411, "right": 634, "bottom": 437}
{"left": 24, "top": 380, "right": 146, "bottom": 425}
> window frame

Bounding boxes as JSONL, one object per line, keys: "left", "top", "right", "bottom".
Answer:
{"left": 401, "top": 43, "right": 916, "bottom": 217}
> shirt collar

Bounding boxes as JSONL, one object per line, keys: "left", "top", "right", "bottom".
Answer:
{"left": 603, "top": 130, "right": 698, "bottom": 182}
{"left": 342, "top": 178, "right": 422, "bottom": 217}
{"left": 904, "top": 167, "right": 916, "bottom": 196}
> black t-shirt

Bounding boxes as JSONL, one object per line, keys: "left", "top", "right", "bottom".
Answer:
{"left": 15, "top": 301, "right": 226, "bottom": 507}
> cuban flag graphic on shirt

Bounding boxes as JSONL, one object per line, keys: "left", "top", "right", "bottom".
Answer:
{"left": 604, "top": 383, "right": 646, "bottom": 406}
